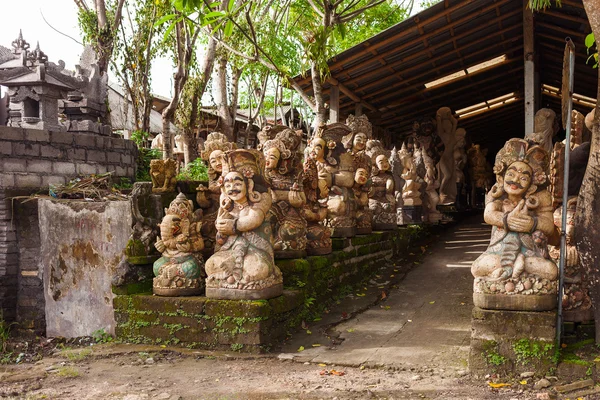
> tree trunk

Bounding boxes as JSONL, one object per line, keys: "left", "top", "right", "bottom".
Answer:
{"left": 216, "top": 57, "right": 234, "bottom": 140}
{"left": 311, "top": 63, "right": 328, "bottom": 125}
{"left": 576, "top": 0, "right": 600, "bottom": 344}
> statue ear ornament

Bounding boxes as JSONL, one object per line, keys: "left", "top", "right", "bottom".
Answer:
{"left": 525, "top": 184, "right": 538, "bottom": 199}
{"left": 326, "top": 156, "right": 338, "bottom": 166}
{"left": 247, "top": 179, "right": 261, "bottom": 203}
{"left": 490, "top": 182, "right": 504, "bottom": 199}
{"left": 526, "top": 192, "right": 540, "bottom": 209}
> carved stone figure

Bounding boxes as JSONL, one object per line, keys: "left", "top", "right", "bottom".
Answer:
{"left": 197, "top": 132, "right": 237, "bottom": 256}
{"left": 549, "top": 197, "right": 592, "bottom": 321}
{"left": 467, "top": 144, "right": 490, "bottom": 209}
{"left": 150, "top": 159, "right": 177, "bottom": 193}
{"left": 365, "top": 140, "right": 396, "bottom": 230}
{"left": 389, "top": 146, "right": 405, "bottom": 210}
{"left": 436, "top": 107, "right": 458, "bottom": 205}
{"left": 525, "top": 108, "right": 558, "bottom": 156}
{"left": 315, "top": 123, "right": 358, "bottom": 237}
{"left": 471, "top": 138, "right": 558, "bottom": 311}
{"left": 422, "top": 148, "right": 442, "bottom": 223}
{"left": 396, "top": 143, "right": 422, "bottom": 225}
{"left": 153, "top": 193, "right": 205, "bottom": 296}
{"left": 303, "top": 140, "right": 332, "bottom": 255}
{"left": 204, "top": 149, "right": 283, "bottom": 299}
{"left": 407, "top": 117, "right": 444, "bottom": 164}
{"left": 262, "top": 128, "right": 307, "bottom": 258}
{"left": 151, "top": 133, "right": 164, "bottom": 150}
{"left": 454, "top": 128, "right": 468, "bottom": 209}
{"left": 345, "top": 114, "right": 373, "bottom": 234}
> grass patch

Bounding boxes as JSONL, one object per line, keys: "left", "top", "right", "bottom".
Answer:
{"left": 65, "top": 348, "right": 92, "bottom": 362}
{"left": 57, "top": 366, "right": 80, "bottom": 378}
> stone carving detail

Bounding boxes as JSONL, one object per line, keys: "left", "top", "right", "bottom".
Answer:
{"left": 197, "top": 132, "right": 237, "bottom": 256}
{"left": 150, "top": 159, "right": 177, "bottom": 193}
{"left": 303, "top": 142, "right": 332, "bottom": 255}
{"left": 153, "top": 193, "right": 205, "bottom": 296}
{"left": 262, "top": 127, "right": 307, "bottom": 258}
{"left": 398, "top": 144, "right": 422, "bottom": 207}
{"left": 436, "top": 107, "right": 458, "bottom": 205}
{"left": 471, "top": 138, "right": 558, "bottom": 311}
{"left": 205, "top": 149, "right": 283, "bottom": 299}
{"left": 467, "top": 144, "right": 491, "bottom": 209}
{"left": 366, "top": 140, "right": 396, "bottom": 230}
{"left": 525, "top": 108, "right": 558, "bottom": 156}
{"left": 422, "top": 147, "right": 442, "bottom": 223}
{"left": 315, "top": 123, "right": 358, "bottom": 237}
{"left": 454, "top": 128, "right": 468, "bottom": 209}
{"left": 549, "top": 198, "right": 592, "bottom": 321}
{"left": 345, "top": 114, "right": 373, "bottom": 234}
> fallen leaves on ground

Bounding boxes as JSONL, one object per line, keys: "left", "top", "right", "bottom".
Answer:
{"left": 312, "top": 344, "right": 321, "bottom": 347}
{"left": 356, "top": 293, "right": 366, "bottom": 297}
{"left": 298, "top": 346, "right": 305, "bottom": 352}
{"left": 519, "top": 380, "right": 528, "bottom": 385}
{"left": 346, "top": 328, "right": 356, "bottom": 333}
{"left": 488, "top": 382, "right": 511, "bottom": 389}
{"left": 381, "top": 291, "right": 387, "bottom": 300}
{"left": 341, "top": 312, "right": 349, "bottom": 319}
{"left": 320, "top": 369, "right": 345, "bottom": 376}
{"left": 429, "top": 301, "right": 435, "bottom": 304}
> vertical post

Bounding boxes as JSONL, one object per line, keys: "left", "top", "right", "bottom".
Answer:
{"left": 524, "top": 3, "right": 536, "bottom": 134}
{"left": 355, "top": 103, "right": 363, "bottom": 117}
{"left": 329, "top": 84, "right": 340, "bottom": 123}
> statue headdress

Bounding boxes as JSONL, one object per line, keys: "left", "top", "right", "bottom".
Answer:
{"left": 220, "top": 149, "right": 269, "bottom": 207}
{"left": 200, "top": 132, "right": 236, "bottom": 161}
{"left": 314, "top": 122, "right": 352, "bottom": 166}
{"left": 165, "top": 192, "right": 194, "bottom": 219}
{"left": 343, "top": 114, "right": 373, "bottom": 150}
{"left": 262, "top": 128, "right": 302, "bottom": 176}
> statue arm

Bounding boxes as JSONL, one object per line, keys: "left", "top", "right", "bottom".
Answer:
{"left": 236, "top": 193, "right": 272, "bottom": 232}
{"left": 483, "top": 200, "right": 505, "bottom": 228}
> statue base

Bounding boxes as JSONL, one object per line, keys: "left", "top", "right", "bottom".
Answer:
{"left": 473, "top": 293, "right": 557, "bottom": 311}
{"left": 275, "top": 249, "right": 307, "bottom": 259}
{"left": 356, "top": 226, "right": 372, "bottom": 235}
{"left": 373, "top": 222, "right": 396, "bottom": 231}
{"left": 437, "top": 204, "right": 457, "bottom": 213}
{"left": 397, "top": 206, "right": 422, "bottom": 226}
{"left": 153, "top": 286, "right": 204, "bottom": 297}
{"left": 306, "top": 246, "right": 333, "bottom": 256}
{"left": 206, "top": 284, "right": 284, "bottom": 300}
{"left": 331, "top": 226, "right": 356, "bottom": 238}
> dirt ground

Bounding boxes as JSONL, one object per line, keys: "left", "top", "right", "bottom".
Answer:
{"left": 0, "top": 344, "right": 566, "bottom": 400}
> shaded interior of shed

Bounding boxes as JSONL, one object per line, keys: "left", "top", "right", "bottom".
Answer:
{"left": 294, "top": 0, "right": 598, "bottom": 156}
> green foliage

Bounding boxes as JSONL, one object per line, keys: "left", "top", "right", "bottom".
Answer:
{"left": 113, "top": 177, "right": 133, "bottom": 190}
{"left": 512, "top": 339, "right": 554, "bottom": 366}
{"left": 528, "top": 0, "right": 562, "bottom": 10}
{"left": 137, "top": 148, "right": 162, "bottom": 182}
{"left": 420, "top": 0, "right": 441, "bottom": 8}
{"left": 131, "top": 130, "right": 151, "bottom": 147}
{"left": 57, "top": 366, "right": 80, "bottom": 378}
{"left": 586, "top": 33, "right": 598, "bottom": 68}
{"left": 65, "top": 348, "right": 92, "bottom": 362}
{"left": 91, "top": 328, "right": 114, "bottom": 344}
{"left": 230, "top": 343, "right": 244, "bottom": 352}
{"left": 0, "top": 311, "right": 15, "bottom": 353}
{"left": 483, "top": 341, "right": 507, "bottom": 367}
{"left": 177, "top": 157, "right": 209, "bottom": 181}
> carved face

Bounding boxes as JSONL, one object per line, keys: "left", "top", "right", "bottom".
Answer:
{"left": 209, "top": 150, "right": 224, "bottom": 173}
{"left": 353, "top": 133, "right": 367, "bottom": 152}
{"left": 223, "top": 172, "right": 247, "bottom": 203}
{"left": 376, "top": 154, "right": 390, "bottom": 172}
{"left": 503, "top": 161, "right": 532, "bottom": 197}
{"left": 355, "top": 168, "right": 368, "bottom": 185}
{"left": 264, "top": 147, "right": 281, "bottom": 170}
{"left": 311, "top": 138, "right": 326, "bottom": 161}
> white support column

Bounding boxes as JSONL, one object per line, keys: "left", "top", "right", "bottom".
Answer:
{"left": 524, "top": 4, "right": 536, "bottom": 135}
{"left": 329, "top": 84, "right": 339, "bottom": 123}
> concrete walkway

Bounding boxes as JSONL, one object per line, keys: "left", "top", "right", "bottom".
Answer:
{"left": 279, "top": 215, "right": 491, "bottom": 372}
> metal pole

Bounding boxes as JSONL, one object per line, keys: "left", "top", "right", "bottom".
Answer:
{"left": 557, "top": 38, "right": 575, "bottom": 347}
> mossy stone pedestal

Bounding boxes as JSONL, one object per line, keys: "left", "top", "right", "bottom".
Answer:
{"left": 397, "top": 206, "right": 422, "bottom": 225}
{"left": 469, "top": 307, "right": 557, "bottom": 376}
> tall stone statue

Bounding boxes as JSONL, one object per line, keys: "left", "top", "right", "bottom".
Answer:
{"left": 525, "top": 108, "right": 558, "bottom": 157}
{"left": 153, "top": 193, "right": 205, "bottom": 296}
{"left": 345, "top": 114, "right": 373, "bottom": 234}
{"left": 197, "top": 132, "right": 237, "bottom": 256}
{"left": 436, "top": 107, "right": 458, "bottom": 205}
{"left": 315, "top": 123, "right": 358, "bottom": 237}
{"left": 471, "top": 138, "right": 558, "bottom": 311}
{"left": 397, "top": 143, "right": 422, "bottom": 225}
{"left": 454, "top": 128, "right": 468, "bottom": 209}
{"left": 389, "top": 146, "right": 405, "bottom": 213}
{"left": 422, "top": 147, "right": 442, "bottom": 223}
{"left": 467, "top": 144, "right": 490, "bottom": 209}
{"left": 303, "top": 139, "right": 332, "bottom": 255}
{"left": 262, "top": 128, "right": 307, "bottom": 258}
{"left": 205, "top": 149, "right": 283, "bottom": 300}
{"left": 366, "top": 140, "right": 396, "bottom": 230}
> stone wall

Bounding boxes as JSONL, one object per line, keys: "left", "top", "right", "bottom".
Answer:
{"left": 0, "top": 191, "right": 18, "bottom": 323}
{"left": 0, "top": 125, "right": 138, "bottom": 189}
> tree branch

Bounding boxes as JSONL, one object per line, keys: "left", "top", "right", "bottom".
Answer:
{"left": 339, "top": 0, "right": 387, "bottom": 23}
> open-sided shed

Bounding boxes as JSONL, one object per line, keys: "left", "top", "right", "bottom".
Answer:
{"left": 294, "top": 0, "right": 597, "bottom": 154}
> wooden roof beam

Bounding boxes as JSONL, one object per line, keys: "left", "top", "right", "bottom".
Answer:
{"left": 327, "top": 77, "right": 379, "bottom": 113}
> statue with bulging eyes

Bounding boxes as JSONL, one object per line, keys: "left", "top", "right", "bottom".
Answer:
{"left": 366, "top": 140, "right": 396, "bottom": 230}
{"left": 204, "top": 149, "right": 283, "bottom": 300}
{"left": 197, "top": 132, "right": 236, "bottom": 257}
{"left": 471, "top": 138, "right": 558, "bottom": 311}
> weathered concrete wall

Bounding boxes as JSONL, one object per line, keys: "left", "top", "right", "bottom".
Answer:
{"left": 39, "top": 199, "right": 132, "bottom": 337}
{"left": 0, "top": 125, "right": 138, "bottom": 188}
{"left": 0, "top": 190, "right": 18, "bottom": 323}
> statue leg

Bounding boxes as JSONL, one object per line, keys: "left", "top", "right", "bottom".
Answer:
{"left": 524, "top": 257, "right": 559, "bottom": 281}
{"left": 471, "top": 253, "right": 501, "bottom": 278}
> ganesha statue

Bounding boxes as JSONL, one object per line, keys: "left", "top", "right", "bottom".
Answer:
{"left": 197, "top": 132, "right": 237, "bottom": 257}
{"left": 345, "top": 114, "right": 373, "bottom": 234}
{"left": 366, "top": 140, "right": 396, "bottom": 230}
{"left": 315, "top": 123, "right": 358, "bottom": 237}
{"left": 261, "top": 128, "right": 307, "bottom": 258}
{"left": 471, "top": 138, "right": 558, "bottom": 311}
{"left": 150, "top": 159, "right": 177, "bottom": 194}
{"left": 153, "top": 193, "right": 205, "bottom": 296}
{"left": 204, "top": 149, "right": 283, "bottom": 300}
{"left": 303, "top": 139, "right": 332, "bottom": 255}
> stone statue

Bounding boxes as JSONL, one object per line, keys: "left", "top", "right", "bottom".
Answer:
{"left": 345, "top": 114, "right": 373, "bottom": 234}
{"left": 422, "top": 148, "right": 442, "bottom": 223}
{"left": 204, "top": 149, "right": 283, "bottom": 299}
{"left": 549, "top": 197, "right": 592, "bottom": 321}
{"left": 467, "top": 144, "right": 490, "bottom": 209}
{"left": 153, "top": 193, "right": 205, "bottom": 296}
{"left": 525, "top": 108, "right": 558, "bottom": 156}
{"left": 471, "top": 138, "right": 558, "bottom": 311}
{"left": 150, "top": 159, "right": 177, "bottom": 193}
{"left": 407, "top": 117, "right": 444, "bottom": 164}
{"left": 262, "top": 128, "right": 307, "bottom": 258}
{"left": 151, "top": 133, "right": 164, "bottom": 150}
{"left": 303, "top": 139, "right": 332, "bottom": 255}
{"left": 454, "top": 128, "right": 468, "bottom": 209}
{"left": 436, "top": 107, "right": 458, "bottom": 205}
{"left": 366, "top": 140, "right": 396, "bottom": 230}
{"left": 315, "top": 123, "right": 358, "bottom": 237}
{"left": 197, "top": 132, "right": 237, "bottom": 256}
{"left": 396, "top": 143, "right": 422, "bottom": 225}
{"left": 389, "top": 146, "right": 405, "bottom": 210}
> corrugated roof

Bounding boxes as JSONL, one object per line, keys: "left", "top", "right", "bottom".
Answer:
{"left": 294, "top": 0, "right": 597, "bottom": 154}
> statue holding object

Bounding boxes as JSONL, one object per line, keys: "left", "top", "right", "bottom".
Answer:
{"left": 366, "top": 140, "right": 396, "bottom": 230}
